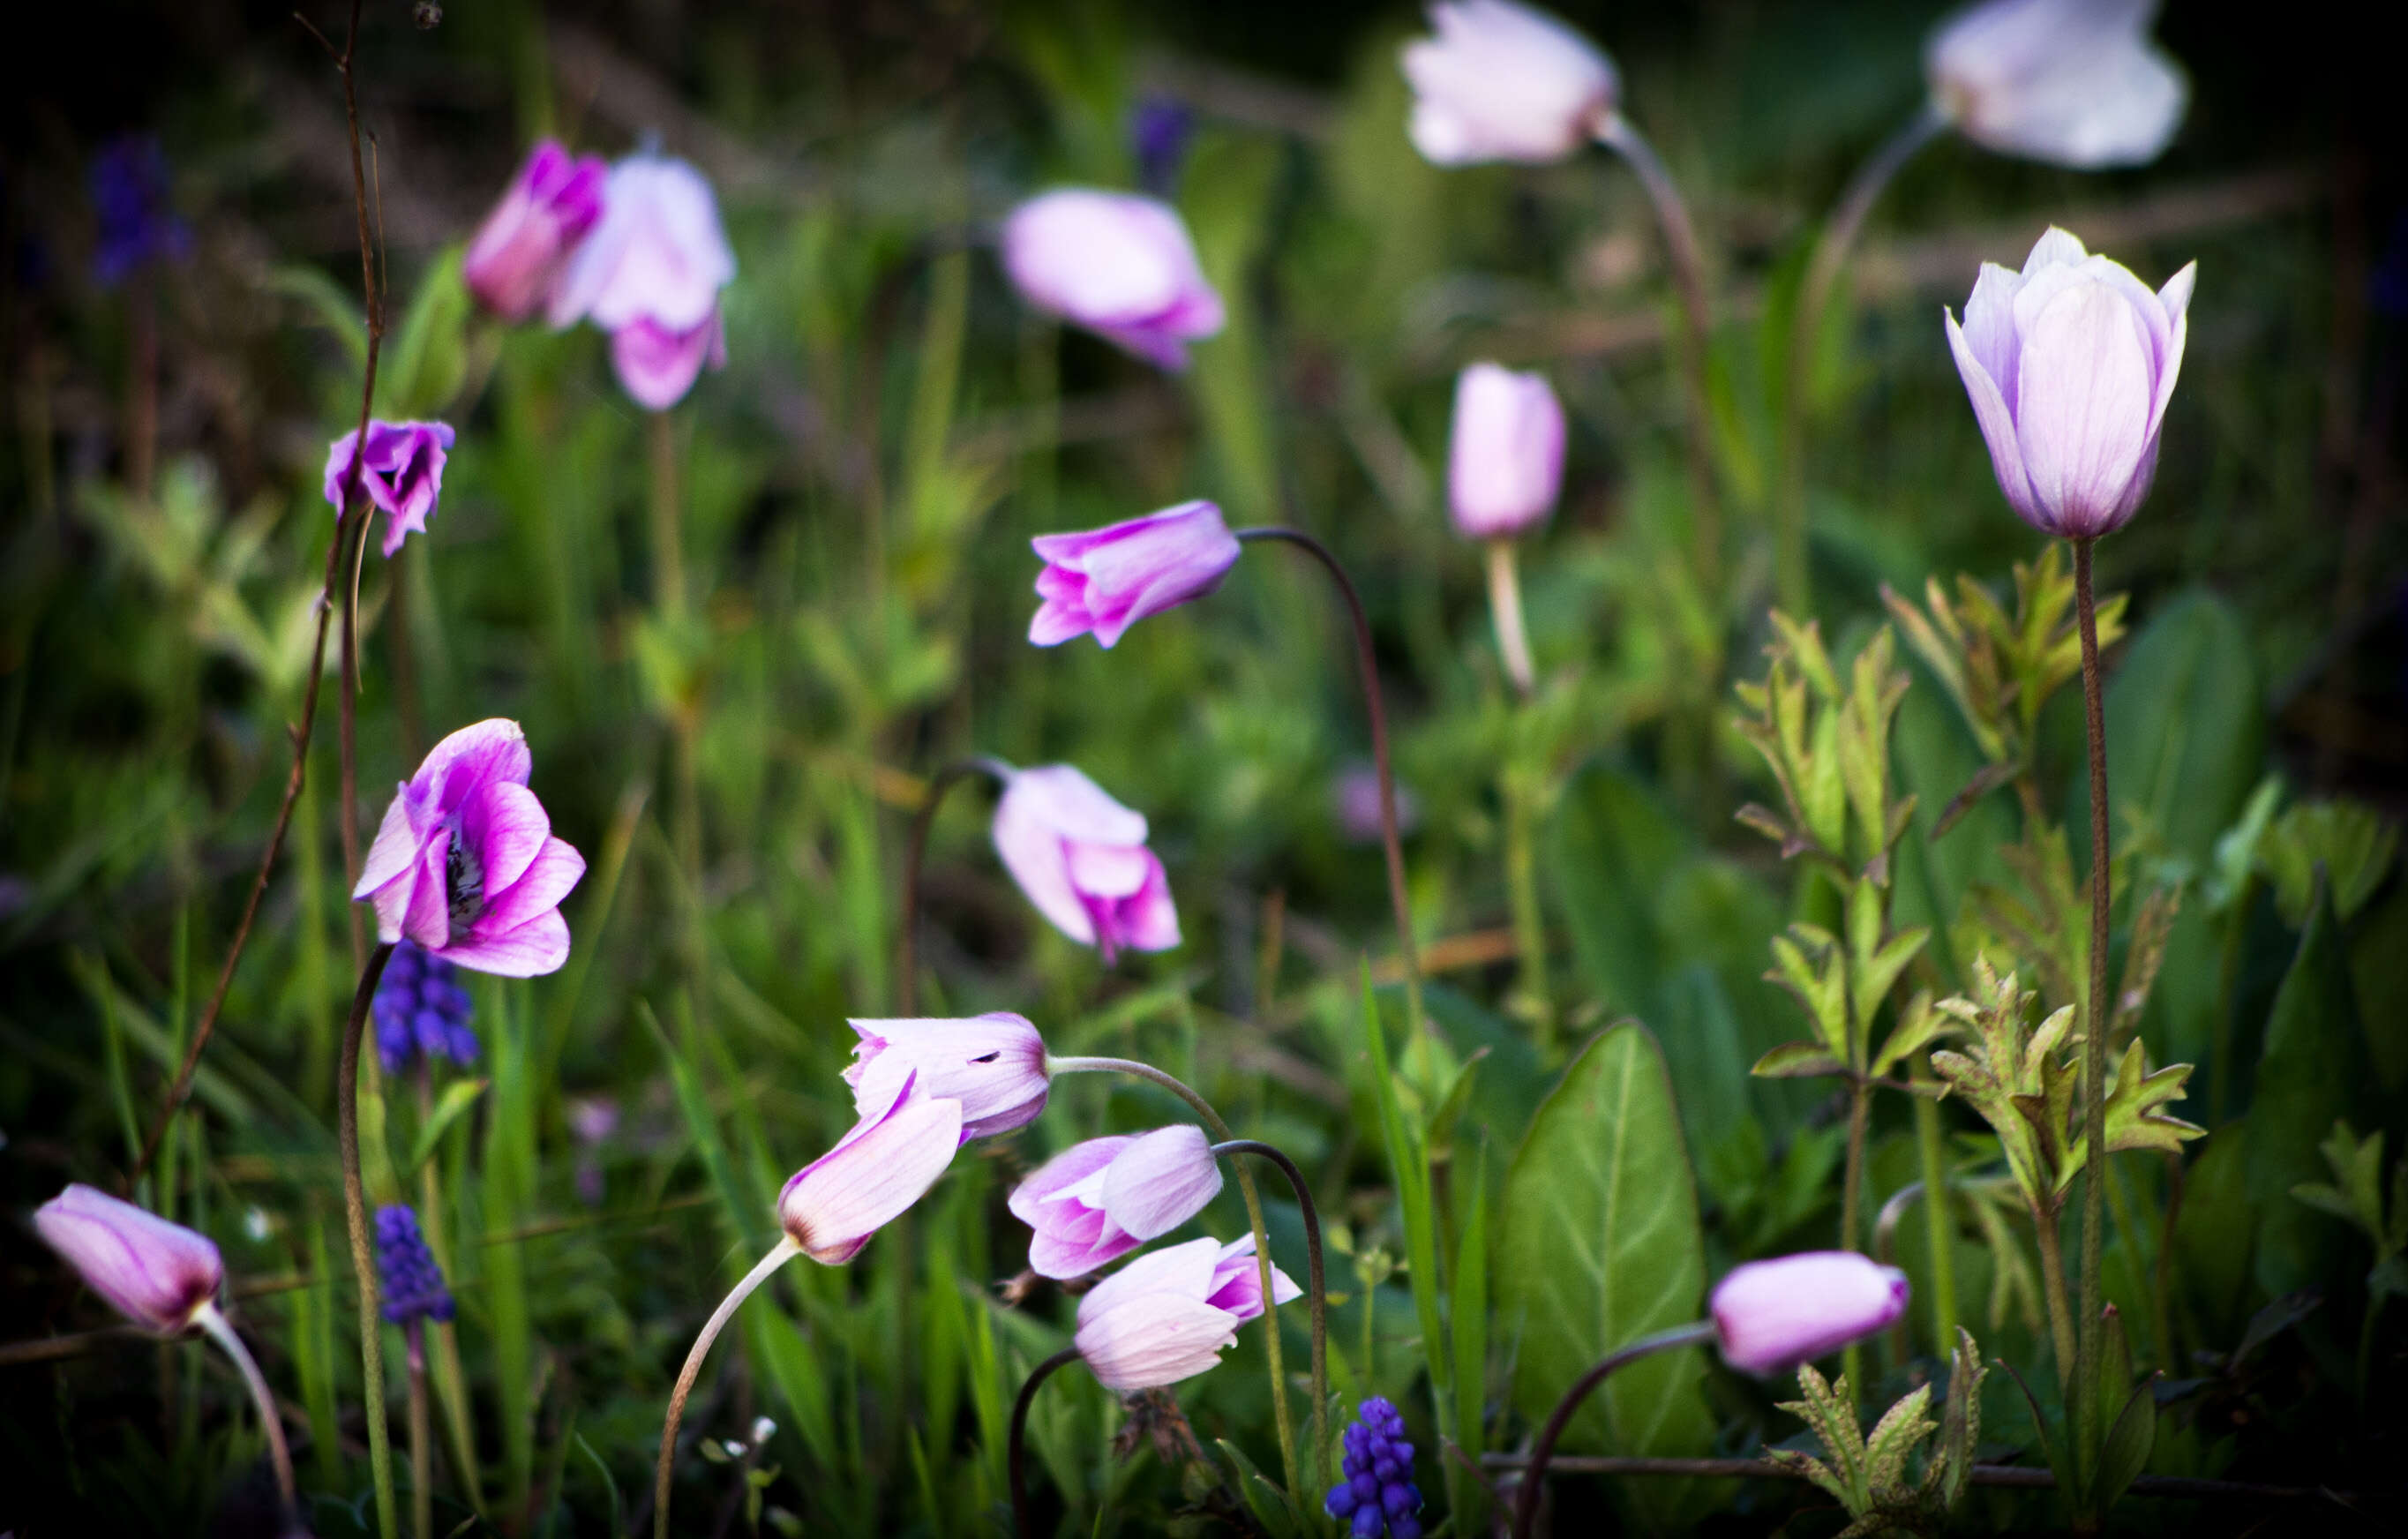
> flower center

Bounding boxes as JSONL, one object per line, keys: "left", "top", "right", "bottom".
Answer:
{"left": 445, "top": 826, "right": 485, "bottom": 942}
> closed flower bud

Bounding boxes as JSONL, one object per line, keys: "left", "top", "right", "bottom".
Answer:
{"left": 1009, "top": 1125, "right": 1224, "bottom": 1279}
{"left": 1072, "top": 1235, "right": 1300, "bottom": 1392}
{"left": 323, "top": 420, "right": 456, "bottom": 557}
{"left": 354, "top": 719, "right": 588, "bottom": 976}
{"left": 1709, "top": 1250, "right": 1909, "bottom": 1375}
{"left": 778, "top": 1073, "right": 964, "bottom": 1265}
{"left": 1028, "top": 501, "right": 1242, "bottom": 649}
{"left": 34, "top": 1183, "right": 224, "bottom": 1336}
{"left": 1400, "top": 1, "right": 1618, "bottom": 166}
{"left": 1926, "top": 0, "right": 2187, "bottom": 169}
{"left": 1944, "top": 227, "right": 2194, "bottom": 539}
{"left": 992, "top": 764, "right": 1180, "bottom": 962}
{"left": 549, "top": 153, "right": 735, "bottom": 409}
{"left": 844, "top": 1013, "right": 1051, "bottom": 1142}
{"left": 1002, "top": 189, "right": 1224, "bottom": 371}
{"left": 1447, "top": 363, "right": 1564, "bottom": 539}
{"left": 462, "top": 140, "right": 607, "bottom": 323}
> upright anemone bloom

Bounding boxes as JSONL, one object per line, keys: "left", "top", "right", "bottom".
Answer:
{"left": 463, "top": 140, "right": 608, "bottom": 322}
{"left": 1709, "top": 1251, "right": 1909, "bottom": 1375}
{"left": 844, "top": 1014, "right": 1052, "bottom": 1142}
{"left": 354, "top": 719, "right": 587, "bottom": 976}
{"left": 1009, "top": 1126, "right": 1225, "bottom": 1278}
{"left": 324, "top": 420, "right": 456, "bottom": 557}
{"left": 993, "top": 764, "right": 1180, "bottom": 962}
{"left": 778, "top": 1073, "right": 964, "bottom": 1265}
{"left": 549, "top": 153, "right": 735, "bottom": 409}
{"left": 1028, "top": 501, "right": 1242, "bottom": 649}
{"left": 1001, "top": 190, "right": 1225, "bottom": 371}
{"left": 1944, "top": 228, "right": 2194, "bottom": 539}
{"left": 34, "top": 1184, "right": 224, "bottom": 1336}
{"left": 1400, "top": 1, "right": 1618, "bottom": 165}
{"left": 1073, "top": 1235, "right": 1301, "bottom": 1392}
{"left": 1447, "top": 362, "right": 1565, "bottom": 540}
{"left": 1927, "top": 0, "right": 2187, "bottom": 169}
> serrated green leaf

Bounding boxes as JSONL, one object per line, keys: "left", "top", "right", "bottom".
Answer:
{"left": 1763, "top": 1446, "right": 1852, "bottom": 1507}
{"left": 1752, "top": 1041, "right": 1849, "bottom": 1079}
{"left": 1863, "top": 1383, "right": 1935, "bottom": 1498}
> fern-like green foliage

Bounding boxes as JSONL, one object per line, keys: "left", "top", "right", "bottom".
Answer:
{"left": 2292, "top": 1121, "right": 2408, "bottom": 1265}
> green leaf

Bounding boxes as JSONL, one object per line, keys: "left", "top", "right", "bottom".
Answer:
{"left": 1451, "top": 1145, "right": 1492, "bottom": 1535}
{"left": 2247, "top": 880, "right": 2372, "bottom": 1294}
{"left": 403, "top": 1077, "right": 489, "bottom": 1179}
{"left": 358, "top": 1081, "right": 401, "bottom": 1208}
{"left": 1360, "top": 967, "right": 1449, "bottom": 1404}
{"left": 1498, "top": 1022, "right": 1714, "bottom": 1528}
{"left": 1549, "top": 766, "right": 1689, "bottom": 1016}
{"left": 379, "top": 244, "right": 472, "bottom": 417}
{"left": 1862, "top": 1383, "right": 1936, "bottom": 1498}
{"left": 1751, "top": 1040, "right": 1848, "bottom": 1078}
{"left": 2093, "top": 1378, "right": 2157, "bottom": 1517}
{"left": 2083, "top": 589, "right": 2262, "bottom": 871}
{"left": 2260, "top": 800, "right": 2400, "bottom": 927}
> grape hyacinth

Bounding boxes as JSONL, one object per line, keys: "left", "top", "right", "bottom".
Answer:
{"left": 1324, "top": 1397, "right": 1422, "bottom": 1539}
{"left": 373, "top": 1205, "right": 455, "bottom": 1325}
{"left": 371, "top": 940, "right": 477, "bottom": 1075}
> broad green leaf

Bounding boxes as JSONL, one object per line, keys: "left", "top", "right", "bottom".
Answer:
{"left": 2081, "top": 590, "right": 2262, "bottom": 872}
{"left": 1499, "top": 1022, "right": 1713, "bottom": 1528}
{"left": 2247, "top": 882, "right": 2371, "bottom": 1294}
{"left": 2260, "top": 800, "right": 2399, "bottom": 927}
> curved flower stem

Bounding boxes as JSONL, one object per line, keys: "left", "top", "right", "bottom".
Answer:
{"left": 1008, "top": 1344, "right": 1086, "bottom": 1536}
{"left": 194, "top": 1303, "right": 298, "bottom": 1520}
{"left": 1511, "top": 1320, "right": 1718, "bottom": 1539}
{"left": 2072, "top": 536, "right": 2112, "bottom": 1460}
{"left": 895, "top": 755, "right": 1016, "bottom": 1013}
{"left": 1594, "top": 116, "right": 1721, "bottom": 590}
{"left": 655, "top": 1235, "right": 801, "bottom": 1539}
{"left": 1774, "top": 104, "right": 1947, "bottom": 616}
{"left": 129, "top": 0, "right": 386, "bottom": 1188}
{"left": 1231, "top": 528, "right": 1426, "bottom": 1054}
{"left": 341, "top": 492, "right": 371, "bottom": 963}
{"left": 339, "top": 941, "right": 399, "bottom": 1539}
{"left": 1213, "top": 1139, "right": 1331, "bottom": 1497}
{"left": 405, "top": 1321, "right": 432, "bottom": 1539}
{"left": 1485, "top": 539, "right": 1534, "bottom": 698}
{"left": 1047, "top": 1055, "right": 1301, "bottom": 1499}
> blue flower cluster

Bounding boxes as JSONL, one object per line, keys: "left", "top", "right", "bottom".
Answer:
{"left": 373, "top": 1205, "right": 455, "bottom": 1325}
{"left": 89, "top": 135, "right": 191, "bottom": 287}
{"left": 372, "top": 942, "right": 477, "bottom": 1075}
{"left": 1324, "top": 1397, "right": 1422, "bottom": 1539}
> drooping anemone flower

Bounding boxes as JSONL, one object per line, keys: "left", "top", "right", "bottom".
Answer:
{"left": 1708, "top": 1250, "right": 1911, "bottom": 1375}
{"left": 549, "top": 152, "right": 735, "bottom": 410}
{"left": 842, "top": 1014, "right": 1051, "bottom": 1142}
{"left": 1072, "top": 1234, "right": 1301, "bottom": 1392}
{"left": 1027, "top": 500, "right": 1242, "bottom": 649}
{"left": 1009, "top": 1125, "right": 1224, "bottom": 1279}
{"left": 1944, "top": 227, "right": 2194, "bottom": 539}
{"left": 324, "top": 419, "right": 456, "bottom": 557}
{"left": 34, "top": 1183, "right": 224, "bottom": 1337}
{"left": 1001, "top": 189, "right": 1224, "bottom": 371}
{"left": 778, "top": 1071, "right": 965, "bottom": 1265}
{"left": 1927, "top": 0, "right": 2187, "bottom": 170}
{"left": 353, "top": 719, "right": 587, "bottom": 976}
{"left": 992, "top": 763, "right": 1180, "bottom": 962}
{"left": 463, "top": 139, "right": 609, "bottom": 322}
{"left": 1399, "top": 1, "right": 1619, "bottom": 166}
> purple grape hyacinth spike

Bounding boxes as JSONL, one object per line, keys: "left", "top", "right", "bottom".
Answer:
{"left": 1324, "top": 1396, "right": 1422, "bottom": 1539}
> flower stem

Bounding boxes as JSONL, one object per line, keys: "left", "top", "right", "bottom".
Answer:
{"left": 655, "top": 1235, "right": 800, "bottom": 1539}
{"left": 341, "top": 488, "right": 371, "bottom": 965}
{"left": 1503, "top": 757, "right": 1553, "bottom": 1054}
{"left": 194, "top": 1303, "right": 298, "bottom": 1520}
{"left": 649, "top": 409, "right": 687, "bottom": 626}
{"left": 1594, "top": 116, "right": 1721, "bottom": 590}
{"left": 1837, "top": 1074, "right": 1872, "bottom": 1398}
{"left": 895, "top": 756, "right": 1016, "bottom": 1013}
{"left": 1007, "top": 1344, "right": 1086, "bottom": 1536}
{"left": 1912, "top": 1075, "right": 1962, "bottom": 1353}
{"left": 1048, "top": 1055, "right": 1301, "bottom": 1500}
{"left": 1511, "top": 1320, "right": 1717, "bottom": 1539}
{"left": 338, "top": 941, "right": 399, "bottom": 1539}
{"left": 1231, "top": 528, "right": 1426, "bottom": 1054}
{"left": 2072, "top": 536, "right": 2112, "bottom": 1461}
{"left": 1773, "top": 104, "right": 1945, "bottom": 616}
{"left": 2032, "top": 1202, "right": 2078, "bottom": 1395}
{"left": 1484, "top": 539, "right": 1534, "bottom": 697}
{"left": 1214, "top": 1140, "right": 1332, "bottom": 1498}
{"left": 406, "top": 1321, "right": 432, "bottom": 1539}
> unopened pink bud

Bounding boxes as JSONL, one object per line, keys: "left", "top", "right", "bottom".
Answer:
{"left": 1710, "top": 1251, "right": 1909, "bottom": 1376}
{"left": 34, "top": 1184, "right": 225, "bottom": 1336}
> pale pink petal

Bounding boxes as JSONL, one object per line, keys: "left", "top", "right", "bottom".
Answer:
{"left": 409, "top": 719, "right": 531, "bottom": 813}
{"left": 480, "top": 837, "right": 586, "bottom": 935}
{"left": 1077, "top": 1235, "right": 1222, "bottom": 1323}
{"left": 1100, "top": 1125, "right": 1223, "bottom": 1242}
{"left": 1945, "top": 307, "right": 2046, "bottom": 531}
{"left": 461, "top": 781, "right": 551, "bottom": 896}
{"left": 992, "top": 796, "right": 1093, "bottom": 945}
{"left": 1074, "top": 1293, "right": 1240, "bottom": 1391}
{"left": 1004, "top": 765, "right": 1149, "bottom": 848}
{"left": 780, "top": 1089, "right": 964, "bottom": 1265}
{"left": 1008, "top": 1137, "right": 1132, "bottom": 1229}
{"left": 355, "top": 788, "right": 427, "bottom": 899}
{"left": 436, "top": 907, "right": 570, "bottom": 977}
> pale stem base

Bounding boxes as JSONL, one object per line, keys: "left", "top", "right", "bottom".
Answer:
{"left": 195, "top": 1303, "right": 298, "bottom": 1520}
{"left": 655, "top": 1236, "right": 800, "bottom": 1539}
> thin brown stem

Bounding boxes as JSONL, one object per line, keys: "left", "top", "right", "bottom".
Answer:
{"left": 1008, "top": 1345, "right": 1086, "bottom": 1535}
{"left": 1595, "top": 117, "right": 1721, "bottom": 590}
{"left": 655, "top": 1238, "right": 799, "bottom": 1539}
{"left": 341, "top": 493, "right": 371, "bottom": 967}
{"left": 1510, "top": 1321, "right": 1717, "bottom": 1539}
{"left": 129, "top": 0, "right": 385, "bottom": 1188}
{"left": 2073, "top": 537, "right": 2112, "bottom": 1458}
{"left": 339, "top": 940, "right": 399, "bottom": 1539}
{"left": 1214, "top": 1140, "right": 1331, "bottom": 1496}
{"left": 895, "top": 756, "right": 1013, "bottom": 1013}
{"left": 1232, "top": 528, "right": 1425, "bottom": 1048}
